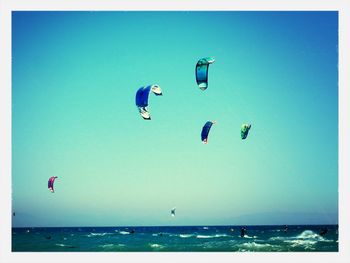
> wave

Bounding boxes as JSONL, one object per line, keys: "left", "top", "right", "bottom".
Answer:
{"left": 293, "top": 230, "right": 331, "bottom": 242}
{"left": 119, "top": 231, "right": 131, "bottom": 235}
{"left": 297, "top": 230, "right": 321, "bottom": 239}
{"left": 270, "top": 230, "right": 324, "bottom": 240}
{"left": 196, "top": 234, "right": 228, "bottom": 239}
{"left": 99, "top": 244, "right": 125, "bottom": 248}
{"left": 285, "top": 239, "right": 317, "bottom": 249}
{"left": 179, "top": 234, "right": 194, "bottom": 238}
{"left": 55, "top": 243, "right": 76, "bottom": 248}
{"left": 149, "top": 243, "right": 165, "bottom": 249}
{"left": 269, "top": 236, "right": 284, "bottom": 241}
{"left": 238, "top": 242, "right": 281, "bottom": 251}
{"left": 238, "top": 235, "right": 257, "bottom": 239}
{"left": 86, "top": 232, "right": 113, "bottom": 237}
{"left": 269, "top": 230, "right": 332, "bottom": 249}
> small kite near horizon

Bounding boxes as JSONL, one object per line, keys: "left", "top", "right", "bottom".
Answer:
{"left": 171, "top": 207, "right": 176, "bottom": 217}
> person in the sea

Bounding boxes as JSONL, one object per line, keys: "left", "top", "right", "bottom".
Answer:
{"left": 284, "top": 225, "right": 288, "bottom": 233}
{"left": 240, "top": 227, "right": 246, "bottom": 237}
{"left": 130, "top": 229, "right": 135, "bottom": 234}
{"left": 319, "top": 227, "right": 328, "bottom": 236}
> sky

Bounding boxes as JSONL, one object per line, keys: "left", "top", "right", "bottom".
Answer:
{"left": 12, "top": 11, "right": 338, "bottom": 227}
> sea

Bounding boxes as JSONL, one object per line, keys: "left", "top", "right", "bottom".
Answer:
{"left": 12, "top": 225, "right": 338, "bottom": 252}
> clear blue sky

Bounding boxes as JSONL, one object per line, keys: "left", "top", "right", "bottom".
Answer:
{"left": 12, "top": 11, "right": 338, "bottom": 227}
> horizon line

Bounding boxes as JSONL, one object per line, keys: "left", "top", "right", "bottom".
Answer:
{"left": 12, "top": 223, "right": 338, "bottom": 228}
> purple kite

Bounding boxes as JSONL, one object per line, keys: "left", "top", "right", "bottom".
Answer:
{"left": 48, "top": 176, "right": 58, "bottom": 193}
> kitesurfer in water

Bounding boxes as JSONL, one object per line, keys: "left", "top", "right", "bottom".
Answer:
{"left": 240, "top": 227, "right": 246, "bottom": 237}
{"left": 319, "top": 227, "right": 328, "bottom": 236}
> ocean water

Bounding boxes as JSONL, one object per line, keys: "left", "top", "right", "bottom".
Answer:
{"left": 12, "top": 225, "right": 338, "bottom": 252}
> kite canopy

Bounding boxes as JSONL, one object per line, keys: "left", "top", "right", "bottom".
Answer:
{"left": 241, "top": 124, "right": 251, "bottom": 139}
{"left": 135, "top": 84, "right": 162, "bottom": 120}
{"left": 171, "top": 207, "right": 176, "bottom": 217}
{"left": 195, "top": 57, "right": 215, "bottom": 90}
{"left": 201, "top": 121, "right": 216, "bottom": 144}
{"left": 48, "top": 176, "right": 58, "bottom": 193}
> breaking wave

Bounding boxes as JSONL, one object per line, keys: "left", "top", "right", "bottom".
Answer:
{"left": 237, "top": 242, "right": 281, "bottom": 252}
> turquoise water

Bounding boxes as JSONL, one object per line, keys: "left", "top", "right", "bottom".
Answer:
{"left": 12, "top": 225, "right": 338, "bottom": 252}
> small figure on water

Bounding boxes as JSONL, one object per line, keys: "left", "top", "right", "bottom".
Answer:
{"left": 319, "top": 227, "right": 328, "bottom": 236}
{"left": 240, "top": 227, "right": 246, "bottom": 237}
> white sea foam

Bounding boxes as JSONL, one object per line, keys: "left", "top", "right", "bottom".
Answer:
{"left": 179, "top": 234, "right": 193, "bottom": 238}
{"left": 270, "top": 230, "right": 330, "bottom": 243}
{"left": 238, "top": 235, "right": 257, "bottom": 239}
{"left": 119, "top": 231, "right": 130, "bottom": 235}
{"left": 87, "top": 232, "right": 112, "bottom": 237}
{"left": 238, "top": 242, "right": 281, "bottom": 251}
{"left": 196, "top": 234, "right": 228, "bottom": 239}
{"left": 99, "top": 244, "right": 125, "bottom": 248}
{"left": 286, "top": 239, "right": 317, "bottom": 249}
{"left": 55, "top": 243, "right": 76, "bottom": 248}
{"left": 295, "top": 230, "right": 332, "bottom": 242}
{"left": 149, "top": 243, "right": 164, "bottom": 249}
{"left": 56, "top": 243, "right": 67, "bottom": 247}
{"left": 269, "top": 236, "right": 284, "bottom": 241}
{"left": 297, "top": 230, "right": 321, "bottom": 239}
{"left": 242, "top": 242, "right": 274, "bottom": 248}
{"left": 280, "top": 230, "right": 332, "bottom": 249}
